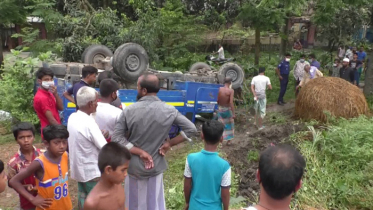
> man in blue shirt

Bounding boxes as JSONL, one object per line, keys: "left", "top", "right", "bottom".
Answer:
{"left": 184, "top": 120, "right": 231, "bottom": 210}
{"left": 63, "top": 66, "right": 98, "bottom": 110}
{"left": 357, "top": 46, "right": 367, "bottom": 62}
{"left": 275, "top": 53, "right": 292, "bottom": 105}
{"left": 309, "top": 53, "right": 321, "bottom": 69}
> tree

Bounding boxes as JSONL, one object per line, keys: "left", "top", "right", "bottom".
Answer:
{"left": 363, "top": 5, "right": 373, "bottom": 97}
{"left": 313, "top": 0, "right": 371, "bottom": 52}
{"left": 0, "top": 0, "right": 27, "bottom": 66}
{"left": 257, "top": 0, "right": 307, "bottom": 56}
{"left": 238, "top": 1, "right": 284, "bottom": 65}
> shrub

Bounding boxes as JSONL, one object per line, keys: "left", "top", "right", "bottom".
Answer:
{"left": 0, "top": 49, "right": 52, "bottom": 126}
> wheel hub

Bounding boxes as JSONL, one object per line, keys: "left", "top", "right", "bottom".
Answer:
{"left": 93, "top": 54, "right": 105, "bottom": 64}
{"left": 226, "top": 69, "right": 238, "bottom": 81}
{"left": 126, "top": 54, "right": 140, "bottom": 71}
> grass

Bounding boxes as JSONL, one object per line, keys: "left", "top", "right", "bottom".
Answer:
{"left": 164, "top": 141, "right": 244, "bottom": 210}
{"left": 267, "top": 112, "right": 288, "bottom": 124}
{"left": 291, "top": 116, "right": 373, "bottom": 209}
{"left": 247, "top": 150, "right": 259, "bottom": 162}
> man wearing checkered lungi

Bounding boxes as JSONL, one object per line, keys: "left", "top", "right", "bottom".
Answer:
{"left": 217, "top": 77, "right": 235, "bottom": 145}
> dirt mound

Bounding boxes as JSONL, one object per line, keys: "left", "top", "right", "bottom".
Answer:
{"left": 294, "top": 77, "right": 369, "bottom": 122}
{"left": 223, "top": 122, "right": 305, "bottom": 201}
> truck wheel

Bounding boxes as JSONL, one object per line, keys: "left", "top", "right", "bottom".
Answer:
{"left": 219, "top": 63, "right": 244, "bottom": 89}
{"left": 189, "top": 62, "right": 211, "bottom": 73}
{"left": 113, "top": 43, "right": 149, "bottom": 82}
{"left": 50, "top": 64, "right": 67, "bottom": 77}
{"left": 82, "top": 45, "right": 113, "bottom": 64}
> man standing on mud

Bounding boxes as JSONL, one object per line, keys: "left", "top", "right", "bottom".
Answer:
{"left": 276, "top": 53, "right": 291, "bottom": 106}
{"left": 217, "top": 77, "right": 235, "bottom": 145}
{"left": 251, "top": 67, "right": 272, "bottom": 130}
{"left": 112, "top": 74, "right": 197, "bottom": 210}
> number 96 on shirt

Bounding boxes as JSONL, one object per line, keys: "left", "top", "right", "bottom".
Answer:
{"left": 54, "top": 183, "right": 68, "bottom": 200}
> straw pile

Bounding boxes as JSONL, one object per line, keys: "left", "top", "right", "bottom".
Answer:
{"left": 294, "top": 77, "right": 369, "bottom": 122}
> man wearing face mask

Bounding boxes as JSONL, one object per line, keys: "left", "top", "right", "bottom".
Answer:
{"left": 92, "top": 79, "right": 123, "bottom": 142}
{"left": 113, "top": 74, "right": 197, "bottom": 210}
{"left": 309, "top": 53, "right": 321, "bottom": 69}
{"left": 33, "top": 67, "right": 63, "bottom": 139}
{"left": 293, "top": 54, "right": 309, "bottom": 97}
{"left": 275, "top": 53, "right": 292, "bottom": 105}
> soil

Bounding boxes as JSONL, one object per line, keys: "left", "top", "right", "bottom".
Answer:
{"left": 221, "top": 101, "right": 305, "bottom": 203}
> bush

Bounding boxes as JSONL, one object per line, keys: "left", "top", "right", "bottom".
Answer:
{"left": 0, "top": 49, "right": 51, "bottom": 126}
{"left": 293, "top": 116, "right": 373, "bottom": 209}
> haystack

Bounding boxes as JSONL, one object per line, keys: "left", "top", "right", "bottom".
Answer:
{"left": 294, "top": 77, "right": 369, "bottom": 122}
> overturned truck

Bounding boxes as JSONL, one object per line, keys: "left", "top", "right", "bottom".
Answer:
{"left": 49, "top": 43, "right": 245, "bottom": 89}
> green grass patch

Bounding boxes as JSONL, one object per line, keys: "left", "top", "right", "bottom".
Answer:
{"left": 247, "top": 150, "right": 259, "bottom": 162}
{"left": 267, "top": 112, "right": 288, "bottom": 124}
{"left": 292, "top": 116, "right": 373, "bottom": 209}
{"left": 0, "top": 133, "right": 14, "bottom": 145}
{"left": 164, "top": 142, "right": 244, "bottom": 210}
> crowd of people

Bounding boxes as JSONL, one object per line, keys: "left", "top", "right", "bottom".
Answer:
{"left": 0, "top": 56, "right": 309, "bottom": 210}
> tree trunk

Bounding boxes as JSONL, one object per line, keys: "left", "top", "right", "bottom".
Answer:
{"left": 0, "top": 26, "right": 4, "bottom": 68}
{"left": 279, "top": 16, "right": 289, "bottom": 57}
{"left": 363, "top": 51, "right": 373, "bottom": 97}
{"left": 254, "top": 28, "right": 260, "bottom": 65}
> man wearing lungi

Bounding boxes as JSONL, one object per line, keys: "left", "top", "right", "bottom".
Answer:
{"left": 112, "top": 74, "right": 197, "bottom": 210}
{"left": 217, "top": 77, "right": 235, "bottom": 145}
{"left": 251, "top": 67, "right": 272, "bottom": 130}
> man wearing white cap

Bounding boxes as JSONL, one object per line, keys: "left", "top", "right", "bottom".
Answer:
{"left": 340, "top": 58, "right": 355, "bottom": 83}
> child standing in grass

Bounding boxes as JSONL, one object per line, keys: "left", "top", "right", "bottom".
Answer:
{"left": 184, "top": 120, "right": 231, "bottom": 210}
{"left": 7, "top": 122, "right": 42, "bottom": 210}
{"left": 10, "top": 124, "right": 72, "bottom": 210}
{"left": 0, "top": 160, "right": 7, "bottom": 193}
{"left": 84, "top": 142, "right": 131, "bottom": 210}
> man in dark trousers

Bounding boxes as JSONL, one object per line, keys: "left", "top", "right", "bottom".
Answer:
{"left": 340, "top": 58, "right": 355, "bottom": 84}
{"left": 275, "top": 53, "right": 291, "bottom": 106}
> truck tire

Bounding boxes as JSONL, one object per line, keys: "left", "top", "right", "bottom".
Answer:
{"left": 113, "top": 43, "right": 149, "bottom": 82}
{"left": 189, "top": 62, "right": 211, "bottom": 73}
{"left": 50, "top": 64, "right": 67, "bottom": 77}
{"left": 219, "top": 63, "right": 244, "bottom": 89}
{"left": 82, "top": 45, "right": 113, "bottom": 64}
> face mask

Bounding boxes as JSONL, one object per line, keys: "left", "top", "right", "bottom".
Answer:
{"left": 41, "top": 81, "right": 54, "bottom": 89}
{"left": 333, "top": 64, "right": 337, "bottom": 67}
{"left": 285, "top": 58, "right": 290, "bottom": 62}
{"left": 300, "top": 59, "right": 305, "bottom": 63}
{"left": 309, "top": 59, "right": 312, "bottom": 63}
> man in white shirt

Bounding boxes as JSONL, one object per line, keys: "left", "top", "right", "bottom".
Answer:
{"left": 251, "top": 67, "right": 272, "bottom": 130}
{"left": 67, "top": 86, "right": 107, "bottom": 210}
{"left": 93, "top": 79, "right": 123, "bottom": 142}
{"left": 217, "top": 44, "right": 225, "bottom": 60}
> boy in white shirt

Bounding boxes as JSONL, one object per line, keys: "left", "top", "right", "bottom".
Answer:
{"left": 251, "top": 67, "right": 272, "bottom": 130}
{"left": 93, "top": 79, "right": 124, "bottom": 142}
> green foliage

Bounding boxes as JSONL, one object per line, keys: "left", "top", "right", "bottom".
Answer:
{"left": 0, "top": 0, "right": 27, "bottom": 25}
{"left": 0, "top": 49, "right": 51, "bottom": 125}
{"left": 313, "top": 0, "right": 372, "bottom": 50}
{"left": 247, "top": 150, "right": 259, "bottom": 162}
{"left": 293, "top": 116, "right": 373, "bottom": 209}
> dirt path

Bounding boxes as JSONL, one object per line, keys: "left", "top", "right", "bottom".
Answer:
{"left": 221, "top": 101, "right": 304, "bottom": 204}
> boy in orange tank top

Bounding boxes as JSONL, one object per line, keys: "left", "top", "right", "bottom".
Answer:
{"left": 10, "top": 125, "right": 72, "bottom": 210}
{"left": 84, "top": 142, "right": 131, "bottom": 210}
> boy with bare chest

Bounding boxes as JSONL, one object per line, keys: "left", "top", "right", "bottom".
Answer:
{"left": 84, "top": 142, "right": 131, "bottom": 210}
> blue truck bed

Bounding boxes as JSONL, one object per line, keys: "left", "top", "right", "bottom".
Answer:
{"left": 56, "top": 79, "right": 222, "bottom": 128}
